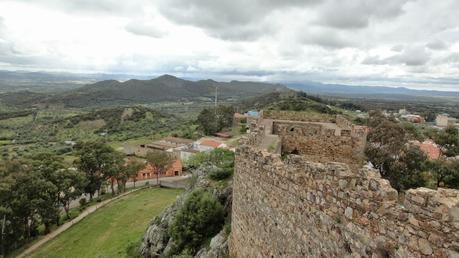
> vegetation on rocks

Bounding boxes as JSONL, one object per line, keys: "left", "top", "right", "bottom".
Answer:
{"left": 140, "top": 149, "right": 234, "bottom": 258}
{"left": 168, "top": 190, "right": 225, "bottom": 255}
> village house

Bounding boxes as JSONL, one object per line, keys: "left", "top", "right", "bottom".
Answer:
{"left": 410, "top": 139, "right": 441, "bottom": 160}
{"left": 193, "top": 138, "right": 227, "bottom": 152}
{"left": 123, "top": 137, "right": 193, "bottom": 158}
{"left": 401, "top": 114, "right": 425, "bottom": 123}
{"left": 436, "top": 114, "right": 458, "bottom": 127}
{"left": 133, "top": 159, "right": 183, "bottom": 181}
{"left": 144, "top": 136, "right": 193, "bottom": 153}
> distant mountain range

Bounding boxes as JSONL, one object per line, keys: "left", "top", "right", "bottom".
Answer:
{"left": 0, "top": 74, "right": 287, "bottom": 107}
{"left": 1, "top": 70, "right": 459, "bottom": 107}
{"left": 288, "top": 81, "right": 459, "bottom": 101}
{"left": 0, "top": 70, "right": 151, "bottom": 93}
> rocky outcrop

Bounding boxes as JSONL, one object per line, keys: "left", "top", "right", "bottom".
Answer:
{"left": 139, "top": 197, "right": 184, "bottom": 257}
{"left": 140, "top": 165, "right": 232, "bottom": 258}
{"left": 195, "top": 229, "right": 229, "bottom": 258}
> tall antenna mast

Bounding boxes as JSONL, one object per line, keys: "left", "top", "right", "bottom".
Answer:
{"left": 215, "top": 85, "right": 218, "bottom": 108}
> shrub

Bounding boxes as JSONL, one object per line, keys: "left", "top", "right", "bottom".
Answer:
{"left": 168, "top": 190, "right": 224, "bottom": 254}
{"left": 125, "top": 241, "right": 143, "bottom": 258}
{"left": 79, "top": 197, "right": 87, "bottom": 207}
{"left": 208, "top": 167, "right": 232, "bottom": 181}
{"left": 186, "top": 149, "right": 234, "bottom": 169}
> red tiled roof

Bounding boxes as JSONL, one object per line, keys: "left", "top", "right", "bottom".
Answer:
{"left": 412, "top": 140, "right": 441, "bottom": 160}
{"left": 200, "top": 139, "right": 222, "bottom": 148}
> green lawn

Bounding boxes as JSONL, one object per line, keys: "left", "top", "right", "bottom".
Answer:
{"left": 28, "top": 187, "right": 182, "bottom": 258}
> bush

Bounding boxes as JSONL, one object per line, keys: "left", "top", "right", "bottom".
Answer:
{"left": 168, "top": 190, "right": 224, "bottom": 254}
{"left": 186, "top": 149, "right": 234, "bottom": 169}
{"left": 208, "top": 167, "right": 232, "bottom": 181}
{"left": 125, "top": 241, "right": 143, "bottom": 258}
{"left": 79, "top": 197, "right": 87, "bottom": 207}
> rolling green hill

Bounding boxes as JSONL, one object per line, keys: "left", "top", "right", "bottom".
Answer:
{"left": 0, "top": 106, "right": 184, "bottom": 158}
{"left": 0, "top": 74, "right": 288, "bottom": 108}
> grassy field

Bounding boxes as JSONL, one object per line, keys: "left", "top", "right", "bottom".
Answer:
{"left": 27, "top": 187, "right": 182, "bottom": 258}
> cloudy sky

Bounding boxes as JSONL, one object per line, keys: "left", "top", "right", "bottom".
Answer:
{"left": 0, "top": 0, "right": 459, "bottom": 90}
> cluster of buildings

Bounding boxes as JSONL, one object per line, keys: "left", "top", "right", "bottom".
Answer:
{"left": 435, "top": 114, "right": 459, "bottom": 128}
{"left": 397, "top": 109, "right": 425, "bottom": 124}
{"left": 123, "top": 136, "right": 229, "bottom": 181}
{"left": 396, "top": 109, "right": 459, "bottom": 128}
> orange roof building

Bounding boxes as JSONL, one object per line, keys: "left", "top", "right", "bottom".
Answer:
{"left": 133, "top": 159, "right": 183, "bottom": 181}
{"left": 200, "top": 139, "right": 223, "bottom": 148}
{"left": 412, "top": 140, "right": 441, "bottom": 160}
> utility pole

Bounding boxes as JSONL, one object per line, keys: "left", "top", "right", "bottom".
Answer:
{"left": 215, "top": 85, "right": 218, "bottom": 108}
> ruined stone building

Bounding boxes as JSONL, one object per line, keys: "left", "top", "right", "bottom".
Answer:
{"left": 230, "top": 111, "right": 459, "bottom": 258}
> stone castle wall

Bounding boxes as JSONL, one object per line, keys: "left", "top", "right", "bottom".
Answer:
{"left": 271, "top": 120, "right": 366, "bottom": 164}
{"left": 230, "top": 141, "right": 459, "bottom": 258}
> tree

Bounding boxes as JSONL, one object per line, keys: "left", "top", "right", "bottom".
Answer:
{"left": 0, "top": 160, "right": 47, "bottom": 253}
{"left": 215, "top": 105, "right": 235, "bottom": 130}
{"left": 365, "top": 119, "right": 406, "bottom": 175}
{"left": 146, "top": 150, "right": 173, "bottom": 185}
{"left": 168, "top": 190, "right": 224, "bottom": 254}
{"left": 186, "top": 148, "right": 234, "bottom": 169}
{"left": 429, "top": 159, "right": 459, "bottom": 189}
{"left": 29, "top": 153, "right": 65, "bottom": 226}
{"left": 117, "top": 159, "right": 144, "bottom": 192}
{"left": 196, "top": 108, "right": 218, "bottom": 135}
{"left": 435, "top": 126, "right": 459, "bottom": 157}
{"left": 365, "top": 112, "right": 429, "bottom": 191}
{"left": 54, "top": 168, "right": 87, "bottom": 219}
{"left": 196, "top": 106, "right": 235, "bottom": 135}
{"left": 391, "top": 145, "right": 428, "bottom": 191}
{"left": 0, "top": 161, "right": 16, "bottom": 256}
{"left": 103, "top": 151, "right": 125, "bottom": 195}
{"left": 75, "top": 141, "right": 121, "bottom": 199}
{"left": 0, "top": 156, "right": 87, "bottom": 255}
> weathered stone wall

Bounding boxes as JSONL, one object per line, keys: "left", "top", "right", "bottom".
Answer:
{"left": 271, "top": 120, "right": 366, "bottom": 164}
{"left": 230, "top": 144, "right": 459, "bottom": 258}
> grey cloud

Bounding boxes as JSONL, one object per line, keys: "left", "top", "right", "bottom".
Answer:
{"left": 0, "top": 17, "right": 5, "bottom": 38}
{"left": 157, "top": 0, "right": 319, "bottom": 40}
{"left": 316, "top": 0, "right": 411, "bottom": 29}
{"left": 208, "top": 23, "right": 275, "bottom": 41}
{"left": 389, "top": 47, "right": 430, "bottom": 66}
{"left": 303, "top": 34, "right": 352, "bottom": 49}
{"left": 391, "top": 45, "right": 404, "bottom": 52}
{"left": 125, "top": 21, "right": 166, "bottom": 38}
{"left": 13, "top": 0, "right": 145, "bottom": 15}
{"left": 362, "top": 56, "right": 388, "bottom": 65}
{"left": 426, "top": 39, "right": 448, "bottom": 50}
{"left": 300, "top": 28, "right": 354, "bottom": 49}
{"left": 363, "top": 46, "right": 430, "bottom": 66}
{"left": 440, "top": 53, "right": 459, "bottom": 64}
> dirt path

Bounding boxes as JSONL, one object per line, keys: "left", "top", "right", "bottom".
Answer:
{"left": 15, "top": 188, "right": 144, "bottom": 258}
